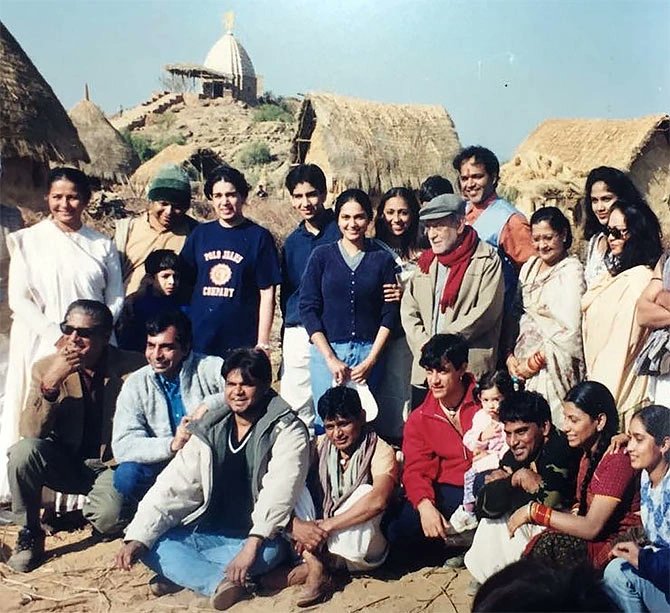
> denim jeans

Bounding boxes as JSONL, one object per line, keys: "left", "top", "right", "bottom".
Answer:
{"left": 309, "top": 340, "right": 384, "bottom": 429}
{"left": 113, "top": 461, "right": 166, "bottom": 504}
{"left": 142, "top": 526, "right": 289, "bottom": 596}
{"left": 603, "top": 557, "right": 670, "bottom": 612}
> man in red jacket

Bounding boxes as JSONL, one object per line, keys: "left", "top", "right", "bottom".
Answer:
{"left": 388, "top": 334, "right": 479, "bottom": 566}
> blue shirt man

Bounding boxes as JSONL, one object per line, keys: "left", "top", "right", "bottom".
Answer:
{"left": 280, "top": 164, "right": 340, "bottom": 432}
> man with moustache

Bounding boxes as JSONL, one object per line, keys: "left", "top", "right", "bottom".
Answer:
{"left": 115, "top": 348, "right": 310, "bottom": 610}
{"left": 401, "top": 194, "right": 504, "bottom": 407}
{"left": 465, "top": 391, "right": 579, "bottom": 590}
{"left": 280, "top": 164, "right": 340, "bottom": 432}
{"left": 112, "top": 309, "right": 225, "bottom": 506}
{"left": 453, "top": 146, "right": 534, "bottom": 310}
{"left": 6, "top": 300, "right": 146, "bottom": 572}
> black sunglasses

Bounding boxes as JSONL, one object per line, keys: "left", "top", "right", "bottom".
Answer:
{"left": 59, "top": 322, "right": 103, "bottom": 338}
{"left": 606, "top": 226, "right": 628, "bottom": 240}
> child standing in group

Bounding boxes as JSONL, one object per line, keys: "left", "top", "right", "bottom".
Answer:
{"left": 450, "top": 370, "right": 515, "bottom": 532}
{"left": 116, "top": 249, "right": 187, "bottom": 351}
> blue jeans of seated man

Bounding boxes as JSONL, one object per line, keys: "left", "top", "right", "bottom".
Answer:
{"left": 142, "top": 526, "right": 289, "bottom": 596}
{"left": 113, "top": 462, "right": 167, "bottom": 504}
{"left": 386, "top": 483, "right": 464, "bottom": 544}
{"left": 309, "top": 340, "right": 384, "bottom": 430}
{"left": 603, "top": 557, "right": 670, "bottom": 612}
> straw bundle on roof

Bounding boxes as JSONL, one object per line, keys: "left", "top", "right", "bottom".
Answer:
{"left": 500, "top": 115, "right": 670, "bottom": 229}
{"left": 130, "top": 143, "right": 224, "bottom": 192}
{"left": 69, "top": 97, "right": 140, "bottom": 184}
{"left": 291, "top": 93, "right": 461, "bottom": 196}
{"left": 0, "top": 21, "right": 88, "bottom": 165}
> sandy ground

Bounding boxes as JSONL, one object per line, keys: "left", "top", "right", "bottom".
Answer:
{"left": 0, "top": 525, "right": 475, "bottom": 613}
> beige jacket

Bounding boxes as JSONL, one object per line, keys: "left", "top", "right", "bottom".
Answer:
{"left": 401, "top": 240, "right": 504, "bottom": 384}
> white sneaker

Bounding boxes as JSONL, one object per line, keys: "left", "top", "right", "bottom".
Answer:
{"left": 449, "top": 505, "right": 478, "bottom": 533}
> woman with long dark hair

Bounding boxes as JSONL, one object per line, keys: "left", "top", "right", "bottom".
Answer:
{"left": 508, "top": 381, "right": 641, "bottom": 570}
{"left": 373, "top": 187, "right": 420, "bottom": 442}
{"left": 579, "top": 166, "right": 650, "bottom": 289}
{"left": 300, "top": 189, "right": 398, "bottom": 427}
{"left": 603, "top": 404, "right": 670, "bottom": 611}
{"left": 582, "top": 200, "right": 662, "bottom": 423}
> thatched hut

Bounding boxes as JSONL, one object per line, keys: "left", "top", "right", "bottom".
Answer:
{"left": 0, "top": 21, "right": 88, "bottom": 210}
{"left": 291, "top": 93, "right": 461, "bottom": 197}
{"left": 499, "top": 115, "right": 670, "bottom": 232}
{"left": 69, "top": 89, "right": 139, "bottom": 186}
{"left": 130, "top": 143, "right": 224, "bottom": 194}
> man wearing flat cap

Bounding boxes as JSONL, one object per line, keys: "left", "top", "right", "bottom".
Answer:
{"left": 115, "top": 164, "right": 199, "bottom": 294}
{"left": 401, "top": 194, "right": 504, "bottom": 407}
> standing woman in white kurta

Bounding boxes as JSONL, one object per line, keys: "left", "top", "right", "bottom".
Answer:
{"left": 0, "top": 168, "right": 123, "bottom": 502}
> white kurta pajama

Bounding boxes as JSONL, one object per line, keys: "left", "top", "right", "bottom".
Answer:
{"left": 0, "top": 219, "right": 123, "bottom": 502}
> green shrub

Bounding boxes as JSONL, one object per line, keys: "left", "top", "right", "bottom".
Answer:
{"left": 252, "top": 103, "right": 293, "bottom": 123}
{"left": 122, "top": 131, "right": 157, "bottom": 162}
{"left": 239, "top": 142, "right": 272, "bottom": 167}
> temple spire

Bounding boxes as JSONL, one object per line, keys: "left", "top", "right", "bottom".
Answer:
{"left": 224, "top": 11, "right": 235, "bottom": 34}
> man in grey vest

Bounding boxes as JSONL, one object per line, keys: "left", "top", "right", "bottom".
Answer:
{"left": 115, "top": 348, "right": 310, "bottom": 610}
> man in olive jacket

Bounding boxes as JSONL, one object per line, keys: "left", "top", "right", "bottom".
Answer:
{"left": 401, "top": 194, "right": 504, "bottom": 406}
{"left": 7, "top": 299, "right": 146, "bottom": 572}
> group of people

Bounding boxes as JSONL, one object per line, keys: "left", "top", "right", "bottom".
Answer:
{"left": 0, "top": 144, "right": 667, "bottom": 611}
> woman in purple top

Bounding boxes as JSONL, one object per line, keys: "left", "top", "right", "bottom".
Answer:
{"left": 300, "top": 189, "right": 399, "bottom": 423}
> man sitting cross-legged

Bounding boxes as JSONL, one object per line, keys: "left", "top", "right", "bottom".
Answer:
{"left": 288, "top": 385, "right": 398, "bottom": 606}
{"left": 115, "top": 348, "right": 310, "bottom": 611}
{"left": 464, "top": 390, "right": 579, "bottom": 590}
{"left": 7, "top": 300, "right": 146, "bottom": 572}
{"left": 112, "top": 309, "right": 225, "bottom": 506}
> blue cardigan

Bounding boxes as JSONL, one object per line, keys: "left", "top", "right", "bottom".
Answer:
{"left": 299, "top": 240, "right": 399, "bottom": 343}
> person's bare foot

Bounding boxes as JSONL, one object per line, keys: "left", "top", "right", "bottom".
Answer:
{"left": 296, "top": 551, "right": 332, "bottom": 607}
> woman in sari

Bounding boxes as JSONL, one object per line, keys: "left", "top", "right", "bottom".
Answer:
{"left": 0, "top": 168, "right": 123, "bottom": 502}
{"left": 373, "top": 187, "right": 421, "bottom": 444}
{"left": 508, "top": 381, "right": 641, "bottom": 571}
{"left": 579, "top": 166, "right": 651, "bottom": 290}
{"left": 582, "top": 200, "right": 662, "bottom": 424}
{"left": 506, "top": 207, "right": 585, "bottom": 427}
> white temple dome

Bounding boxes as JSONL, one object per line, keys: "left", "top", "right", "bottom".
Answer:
{"left": 203, "top": 29, "right": 256, "bottom": 79}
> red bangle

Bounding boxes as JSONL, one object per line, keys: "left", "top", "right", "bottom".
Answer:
{"left": 531, "top": 503, "right": 553, "bottom": 527}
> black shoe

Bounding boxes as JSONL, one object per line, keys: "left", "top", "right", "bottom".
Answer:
{"left": 7, "top": 526, "right": 46, "bottom": 572}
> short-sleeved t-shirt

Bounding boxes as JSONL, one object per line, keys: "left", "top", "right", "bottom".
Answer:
{"left": 181, "top": 219, "right": 281, "bottom": 357}
{"left": 576, "top": 449, "right": 641, "bottom": 565}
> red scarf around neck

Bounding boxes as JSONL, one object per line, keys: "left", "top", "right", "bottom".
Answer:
{"left": 417, "top": 225, "right": 479, "bottom": 312}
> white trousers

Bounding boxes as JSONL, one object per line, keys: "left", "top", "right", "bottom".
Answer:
{"left": 464, "top": 516, "right": 545, "bottom": 583}
{"left": 648, "top": 374, "right": 670, "bottom": 406}
{"left": 294, "top": 484, "right": 388, "bottom": 571}
{"left": 280, "top": 326, "right": 315, "bottom": 434}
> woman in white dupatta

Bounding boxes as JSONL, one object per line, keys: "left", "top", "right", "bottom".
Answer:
{"left": 582, "top": 200, "right": 662, "bottom": 427}
{"left": 507, "top": 207, "right": 585, "bottom": 428}
{"left": 0, "top": 168, "right": 123, "bottom": 503}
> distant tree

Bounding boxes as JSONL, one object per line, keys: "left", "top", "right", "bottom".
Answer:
{"left": 239, "top": 142, "right": 272, "bottom": 167}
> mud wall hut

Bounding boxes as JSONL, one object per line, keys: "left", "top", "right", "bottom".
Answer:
{"left": 0, "top": 21, "right": 88, "bottom": 210}
{"left": 290, "top": 93, "right": 461, "bottom": 198}
{"left": 499, "top": 115, "right": 670, "bottom": 232}
{"left": 69, "top": 90, "right": 140, "bottom": 187}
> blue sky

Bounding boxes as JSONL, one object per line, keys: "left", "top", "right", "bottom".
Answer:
{"left": 2, "top": 0, "right": 668, "bottom": 159}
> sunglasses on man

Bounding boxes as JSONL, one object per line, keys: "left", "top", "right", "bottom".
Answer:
{"left": 59, "top": 322, "right": 103, "bottom": 338}
{"left": 606, "top": 226, "right": 628, "bottom": 240}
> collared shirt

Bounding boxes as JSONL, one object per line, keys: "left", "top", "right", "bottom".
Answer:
{"left": 280, "top": 210, "right": 340, "bottom": 327}
{"left": 156, "top": 373, "right": 186, "bottom": 434}
{"left": 79, "top": 368, "right": 105, "bottom": 460}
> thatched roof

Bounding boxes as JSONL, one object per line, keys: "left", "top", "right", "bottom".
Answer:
{"left": 499, "top": 115, "right": 670, "bottom": 217}
{"left": 165, "top": 63, "right": 230, "bottom": 81}
{"left": 511, "top": 115, "right": 669, "bottom": 173}
{"left": 69, "top": 96, "right": 139, "bottom": 183}
{"left": 0, "top": 21, "right": 88, "bottom": 164}
{"left": 291, "top": 93, "right": 461, "bottom": 195}
{"left": 130, "top": 143, "right": 224, "bottom": 191}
